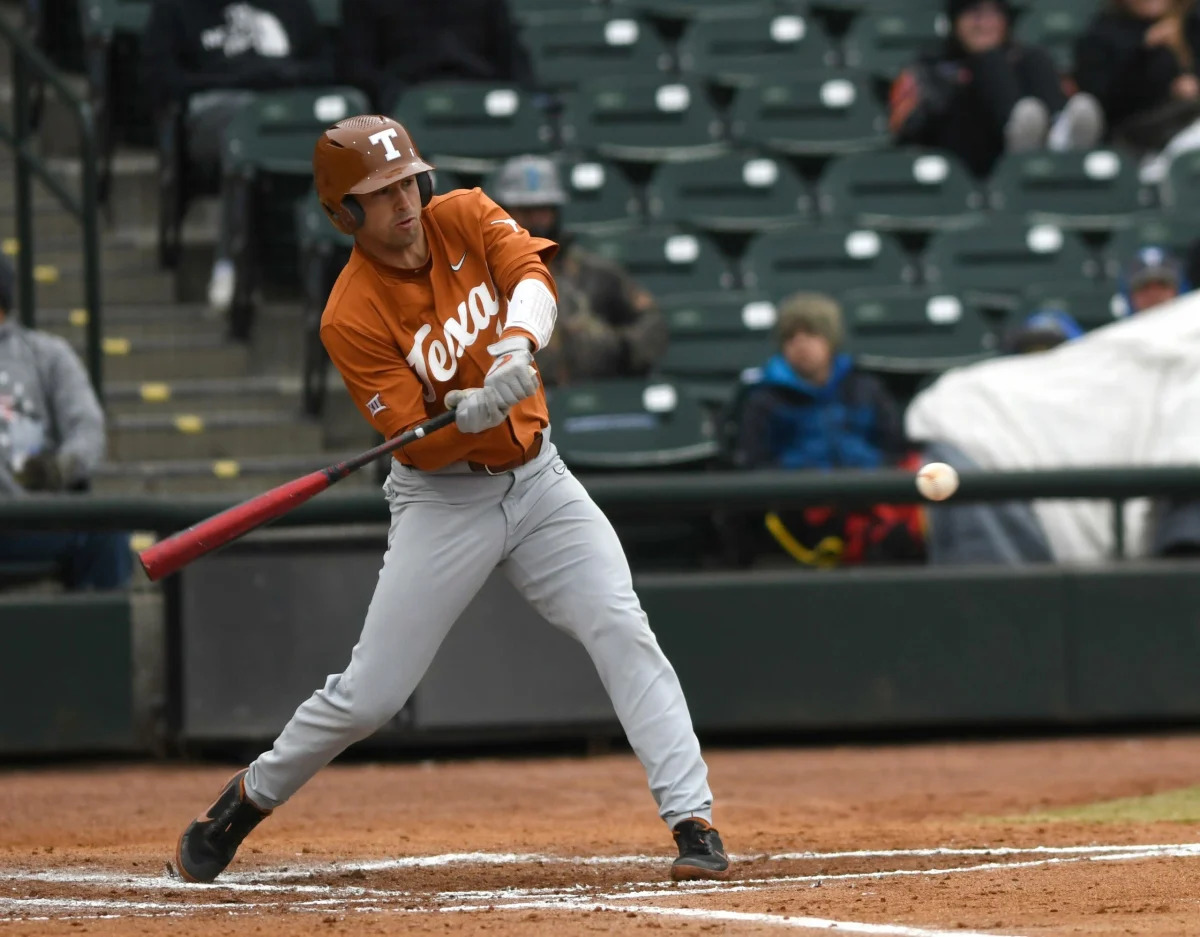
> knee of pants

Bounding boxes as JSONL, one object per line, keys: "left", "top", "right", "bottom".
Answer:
{"left": 337, "top": 687, "right": 407, "bottom": 738}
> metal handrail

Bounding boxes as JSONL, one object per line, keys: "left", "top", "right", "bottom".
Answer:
{"left": 3, "top": 465, "right": 1200, "bottom": 560}
{"left": 0, "top": 13, "right": 103, "bottom": 399}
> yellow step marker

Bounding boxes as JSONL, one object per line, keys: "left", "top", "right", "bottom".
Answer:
{"left": 33, "top": 264, "right": 58, "bottom": 283}
{"left": 68, "top": 308, "right": 88, "bottom": 327}
{"left": 139, "top": 382, "right": 171, "bottom": 403}
{"left": 1, "top": 238, "right": 17, "bottom": 256}
{"left": 129, "top": 532, "right": 157, "bottom": 554}
{"left": 174, "top": 414, "right": 204, "bottom": 434}
{"left": 212, "top": 459, "right": 241, "bottom": 479}
{"left": 102, "top": 337, "right": 131, "bottom": 356}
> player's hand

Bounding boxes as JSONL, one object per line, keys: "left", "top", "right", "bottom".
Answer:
{"left": 445, "top": 386, "right": 509, "bottom": 434}
{"left": 484, "top": 337, "right": 539, "bottom": 408}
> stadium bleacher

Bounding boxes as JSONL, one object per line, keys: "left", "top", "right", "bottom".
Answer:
{"left": 15, "top": 0, "right": 1196, "bottom": 505}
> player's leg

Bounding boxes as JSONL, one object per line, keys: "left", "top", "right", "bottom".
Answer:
{"left": 497, "top": 452, "right": 728, "bottom": 880}
{"left": 176, "top": 469, "right": 509, "bottom": 882}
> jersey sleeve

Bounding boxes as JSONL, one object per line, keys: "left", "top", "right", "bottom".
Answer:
{"left": 321, "top": 316, "right": 447, "bottom": 461}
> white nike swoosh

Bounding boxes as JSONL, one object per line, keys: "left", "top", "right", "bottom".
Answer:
{"left": 450, "top": 251, "right": 467, "bottom": 271}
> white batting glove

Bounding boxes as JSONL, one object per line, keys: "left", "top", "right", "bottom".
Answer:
{"left": 445, "top": 386, "right": 509, "bottom": 434}
{"left": 484, "top": 336, "right": 539, "bottom": 408}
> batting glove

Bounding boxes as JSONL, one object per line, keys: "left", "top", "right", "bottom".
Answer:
{"left": 445, "top": 386, "right": 509, "bottom": 434}
{"left": 484, "top": 337, "right": 539, "bottom": 409}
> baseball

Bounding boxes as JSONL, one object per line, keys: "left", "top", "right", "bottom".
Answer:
{"left": 915, "top": 462, "right": 959, "bottom": 501}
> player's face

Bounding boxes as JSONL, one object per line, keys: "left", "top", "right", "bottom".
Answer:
{"left": 356, "top": 176, "right": 426, "bottom": 255}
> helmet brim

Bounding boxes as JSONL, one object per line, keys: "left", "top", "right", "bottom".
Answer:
{"left": 348, "top": 158, "right": 436, "bottom": 196}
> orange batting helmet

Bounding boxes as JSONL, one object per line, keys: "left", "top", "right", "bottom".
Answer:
{"left": 313, "top": 115, "right": 435, "bottom": 234}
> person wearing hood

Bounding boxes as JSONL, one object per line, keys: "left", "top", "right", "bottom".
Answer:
{"left": 1074, "top": 0, "right": 1200, "bottom": 153}
{"left": 733, "top": 293, "right": 905, "bottom": 471}
{"left": 486, "top": 155, "right": 668, "bottom": 387}
{"left": 0, "top": 258, "right": 131, "bottom": 591}
{"left": 890, "top": 0, "right": 1104, "bottom": 178}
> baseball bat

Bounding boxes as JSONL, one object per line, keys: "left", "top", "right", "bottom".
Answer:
{"left": 138, "top": 408, "right": 458, "bottom": 582}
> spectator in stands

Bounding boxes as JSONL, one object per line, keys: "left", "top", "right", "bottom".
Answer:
{"left": 487, "top": 155, "right": 668, "bottom": 386}
{"left": 142, "top": 0, "right": 335, "bottom": 320}
{"left": 338, "top": 0, "right": 534, "bottom": 112}
{"left": 1001, "top": 309, "right": 1084, "bottom": 354}
{"left": 731, "top": 294, "right": 921, "bottom": 567}
{"left": 1075, "top": 0, "right": 1200, "bottom": 154}
{"left": 1121, "top": 244, "right": 1189, "bottom": 313}
{"left": 734, "top": 293, "right": 905, "bottom": 471}
{"left": 889, "top": 0, "right": 1104, "bottom": 178}
{"left": 0, "top": 259, "right": 131, "bottom": 591}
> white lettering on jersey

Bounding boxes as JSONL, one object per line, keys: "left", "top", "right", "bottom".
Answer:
{"left": 368, "top": 128, "right": 402, "bottom": 161}
{"left": 405, "top": 282, "right": 502, "bottom": 401}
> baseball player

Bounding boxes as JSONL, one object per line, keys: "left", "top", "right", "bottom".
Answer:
{"left": 174, "top": 115, "right": 729, "bottom": 884}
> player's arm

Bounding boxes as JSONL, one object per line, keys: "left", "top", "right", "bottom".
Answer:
{"left": 321, "top": 317, "right": 465, "bottom": 469}
{"left": 475, "top": 192, "right": 561, "bottom": 406}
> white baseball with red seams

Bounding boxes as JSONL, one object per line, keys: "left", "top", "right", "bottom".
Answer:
{"left": 916, "top": 462, "right": 960, "bottom": 501}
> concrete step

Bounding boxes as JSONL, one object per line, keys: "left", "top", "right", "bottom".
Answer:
{"left": 103, "top": 374, "right": 306, "bottom": 418}
{"left": 108, "top": 409, "right": 325, "bottom": 461}
{"left": 37, "top": 302, "right": 229, "bottom": 343}
{"left": 91, "top": 451, "right": 382, "bottom": 497}
{"left": 33, "top": 261, "right": 176, "bottom": 306}
{"left": 3, "top": 232, "right": 160, "bottom": 270}
{"left": 0, "top": 206, "right": 81, "bottom": 239}
{"left": 58, "top": 333, "right": 251, "bottom": 382}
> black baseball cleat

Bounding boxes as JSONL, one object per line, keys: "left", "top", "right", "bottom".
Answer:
{"left": 670, "top": 818, "right": 731, "bottom": 881}
{"left": 175, "top": 769, "right": 271, "bottom": 883}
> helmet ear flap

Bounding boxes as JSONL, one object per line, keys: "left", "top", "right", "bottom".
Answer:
{"left": 417, "top": 171, "right": 433, "bottom": 207}
{"left": 342, "top": 195, "right": 365, "bottom": 229}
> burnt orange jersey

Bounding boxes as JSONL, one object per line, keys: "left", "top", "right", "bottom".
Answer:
{"left": 320, "top": 188, "right": 558, "bottom": 470}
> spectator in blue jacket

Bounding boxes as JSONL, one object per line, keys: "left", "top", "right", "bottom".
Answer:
{"left": 734, "top": 293, "right": 906, "bottom": 470}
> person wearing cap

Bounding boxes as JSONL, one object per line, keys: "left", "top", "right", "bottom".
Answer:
{"left": 1123, "top": 244, "right": 1189, "bottom": 313}
{"left": 889, "top": 0, "right": 1104, "bottom": 178}
{"left": 0, "top": 257, "right": 131, "bottom": 590}
{"left": 486, "top": 155, "right": 668, "bottom": 386}
{"left": 1002, "top": 308, "right": 1085, "bottom": 354}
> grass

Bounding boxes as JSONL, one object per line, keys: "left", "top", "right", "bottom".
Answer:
{"left": 1007, "top": 786, "right": 1200, "bottom": 824}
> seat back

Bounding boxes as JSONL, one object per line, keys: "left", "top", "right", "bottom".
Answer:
{"left": 676, "top": 8, "right": 836, "bottom": 86}
{"left": 521, "top": 12, "right": 672, "bottom": 90}
{"left": 578, "top": 227, "right": 737, "bottom": 298}
{"left": 742, "top": 226, "right": 914, "bottom": 296}
{"left": 647, "top": 152, "right": 812, "bottom": 231}
{"left": 988, "top": 150, "right": 1147, "bottom": 229}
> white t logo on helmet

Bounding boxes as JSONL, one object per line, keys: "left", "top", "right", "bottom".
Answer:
{"left": 368, "top": 128, "right": 402, "bottom": 161}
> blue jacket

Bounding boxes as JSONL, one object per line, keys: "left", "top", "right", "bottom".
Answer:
{"left": 734, "top": 353, "right": 905, "bottom": 470}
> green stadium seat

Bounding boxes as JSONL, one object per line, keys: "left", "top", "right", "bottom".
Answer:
{"left": 1012, "top": 0, "right": 1096, "bottom": 73}
{"left": 577, "top": 227, "right": 737, "bottom": 298}
{"left": 520, "top": 12, "right": 672, "bottom": 90}
{"left": 742, "top": 225, "right": 915, "bottom": 297}
{"left": 1103, "top": 213, "right": 1200, "bottom": 278}
{"left": 728, "top": 71, "right": 889, "bottom": 156}
{"left": 841, "top": 7, "right": 946, "bottom": 81}
{"left": 646, "top": 153, "right": 813, "bottom": 232}
{"left": 559, "top": 159, "right": 645, "bottom": 235}
{"left": 837, "top": 286, "right": 998, "bottom": 372}
{"left": 223, "top": 87, "right": 371, "bottom": 175}
{"left": 923, "top": 219, "right": 1100, "bottom": 305}
{"left": 1160, "top": 148, "right": 1200, "bottom": 214}
{"left": 560, "top": 77, "right": 729, "bottom": 163}
{"left": 309, "top": 0, "right": 340, "bottom": 27}
{"left": 656, "top": 293, "right": 779, "bottom": 388}
{"left": 987, "top": 150, "right": 1149, "bottom": 230}
{"left": 675, "top": 8, "right": 837, "bottom": 87}
{"left": 634, "top": 0, "right": 803, "bottom": 21}
{"left": 509, "top": 0, "right": 612, "bottom": 25}
{"left": 816, "top": 148, "right": 983, "bottom": 230}
{"left": 391, "top": 82, "right": 555, "bottom": 173}
{"left": 810, "top": 0, "right": 944, "bottom": 11}
{"left": 546, "top": 379, "right": 721, "bottom": 469}
{"left": 1021, "top": 280, "right": 1124, "bottom": 331}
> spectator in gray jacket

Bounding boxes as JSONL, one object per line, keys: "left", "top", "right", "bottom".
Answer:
{"left": 0, "top": 260, "right": 131, "bottom": 590}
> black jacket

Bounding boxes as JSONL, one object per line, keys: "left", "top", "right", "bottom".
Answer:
{"left": 890, "top": 42, "right": 1065, "bottom": 178}
{"left": 142, "top": 0, "right": 334, "bottom": 114}
{"left": 1074, "top": 9, "right": 1200, "bottom": 134}
{"left": 338, "top": 0, "right": 534, "bottom": 112}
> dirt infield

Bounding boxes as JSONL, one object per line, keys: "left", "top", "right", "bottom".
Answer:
{"left": 4, "top": 736, "right": 1200, "bottom": 934}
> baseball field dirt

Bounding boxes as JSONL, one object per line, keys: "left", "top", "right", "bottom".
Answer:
{"left": 3, "top": 735, "right": 1200, "bottom": 934}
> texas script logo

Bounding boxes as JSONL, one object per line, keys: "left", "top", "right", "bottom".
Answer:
{"left": 406, "top": 281, "right": 501, "bottom": 401}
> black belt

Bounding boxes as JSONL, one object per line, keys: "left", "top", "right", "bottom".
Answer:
{"left": 468, "top": 433, "right": 543, "bottom": 475}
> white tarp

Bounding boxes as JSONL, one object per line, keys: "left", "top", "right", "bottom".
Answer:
{"left": 905, "top": 292, "right": 1200, "bottom": 562}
